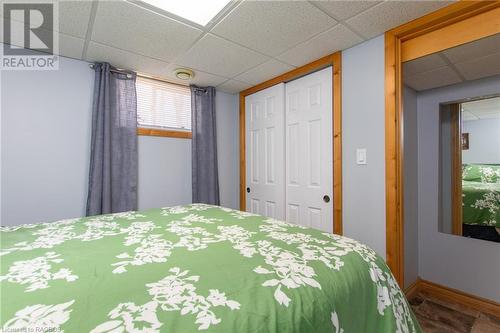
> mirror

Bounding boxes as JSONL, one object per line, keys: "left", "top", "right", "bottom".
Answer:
{"left": 403, "top": 33, "right": 500, "bottom": 243}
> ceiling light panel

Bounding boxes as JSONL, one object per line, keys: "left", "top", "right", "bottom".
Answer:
{"left": 138, "top": 0, "right": 232, "bottom": 26}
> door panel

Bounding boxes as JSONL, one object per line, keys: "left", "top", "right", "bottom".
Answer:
{"left": 245, "top": 83, "right": 285, "bottom": 219}
{"left": 285, "top": 67, "right": 333, "bottom": 232}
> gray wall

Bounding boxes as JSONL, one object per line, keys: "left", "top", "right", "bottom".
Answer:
{"left": 462, "top": 118, "right": 500, "bottom": 164}
{"left": 403, "top": 85, "right": 419, "bottom": 289}
{"left": 342, "top": 35, "right": 386, "bottom": 258}
{"left": 1, "top": 55, "right": 239, "bottom": 226}
{"left": 216, "top": 93, "right": 240, "bottom": 210}
{"left": 417, "top": 75, "right": 500, "bottom": 302}
{"left": 1, "top": 57, "right": 93, "bottom": 225}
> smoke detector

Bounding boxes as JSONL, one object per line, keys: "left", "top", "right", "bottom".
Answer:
{"left": 174, "top": 68, "right": 194, "bottom": 80}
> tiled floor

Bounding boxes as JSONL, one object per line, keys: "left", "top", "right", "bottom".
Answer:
{"left": 409, "top": 292, "right": 500, "bottom": 333}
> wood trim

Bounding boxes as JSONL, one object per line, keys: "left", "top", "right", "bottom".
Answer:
{"left": 239, "top": 51, "right": 343, "bottom": 235}
{"left": 418, "top": 279, "right": 500, "bottom": 318}
{"left": 401, "top": 6, "right": 500, "bottom": 62}
{"left": 332, "top": 52, "right": 343, "bottom": 235}
{"left": 450, "top": 104, "right": 463, "bottom": 236}
{"left": 385, "top": 31, "right": 404, "bottom": 286}
{"left": 385, "top": 1, "right": 500, "bottom": 288}
{"left": 404, "top": 278, "right": 421, "bottom": 300}
{"left": 388, "top": 1, "right": 500, "bottom": 40}
{"left": 241, "top": 53, "right": 336, "bottom": 97}
{"left": 137, "top": 127, "right": 192, "bottom": 139}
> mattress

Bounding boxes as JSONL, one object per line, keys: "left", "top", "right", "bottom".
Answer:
{"left": 1, "top": 204, "right": 421, "bottom": 332}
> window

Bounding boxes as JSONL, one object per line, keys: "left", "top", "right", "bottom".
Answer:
{"left": 136, "top": 76, "right": 191, "bottom": 132}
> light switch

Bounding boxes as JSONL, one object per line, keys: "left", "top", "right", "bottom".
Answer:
{"left": 356, "top": 148, "right": 367, "bottom": 165}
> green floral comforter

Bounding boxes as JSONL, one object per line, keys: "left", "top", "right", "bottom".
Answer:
{"left": 0, "top": 204, "right": 420, "bottom": 333}
{"left": 462, "top": 164, "right": 500, "bottom": 228}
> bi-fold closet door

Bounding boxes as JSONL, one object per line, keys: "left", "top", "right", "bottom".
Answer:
{"left": 245, "top": 67, "right": 333, "bottom": 232}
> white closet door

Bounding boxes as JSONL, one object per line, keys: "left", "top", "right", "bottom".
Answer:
{"left": 285, "top": 67, "right": 333, "bottom": 232}
{"left": 245, "top": 83, "right": 285, "bottom": 219}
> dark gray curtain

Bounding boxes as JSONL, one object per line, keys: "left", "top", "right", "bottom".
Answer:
{"left": 191, "top": 85, "right": 220, "bottom": 205}
{"left": 86, "top": 63, "right": 138, "bottom": 216}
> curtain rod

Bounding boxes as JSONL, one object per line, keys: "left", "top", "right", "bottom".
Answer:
{"left": 137, "top": 73, "right": 191, "bottom": 89}
{"left": 88, "top": 63, "right": 206, "bottom": 91}
{"left": 88, "top": 63, "right": 133, "bottom": 79}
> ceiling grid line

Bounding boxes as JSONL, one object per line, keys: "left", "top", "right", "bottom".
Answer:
{"left": 0, "top": 0, "right": 462, "bottom": 93}
{"left": 438, "top": 53, "right": 467, "bottom": 82}
{"left": 307, "top": 0, "right": 374, "bottom": 41}
{"left": 81, "top": 0, "right": 100, "bottom": 60}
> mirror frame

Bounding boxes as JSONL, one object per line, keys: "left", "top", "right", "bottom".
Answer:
{"left": 384, "top": 1, "right": 500, "bottom": 287}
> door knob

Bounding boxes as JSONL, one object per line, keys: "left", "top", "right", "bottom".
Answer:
{"left": 323, "top": 195, "right": 330, "bottom": 203}
{"left": 246, "top": 187, "right": 250, "bottom": 193}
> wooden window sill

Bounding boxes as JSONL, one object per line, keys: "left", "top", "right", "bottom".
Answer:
{"left": 137, "top": 127, "right": 192, "bottom": 139}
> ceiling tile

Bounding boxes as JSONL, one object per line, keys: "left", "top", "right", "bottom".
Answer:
{"left": 463, "top": 97, "right": 500, "bottom": 119}
{"left": 58, "top": 0, "right": 93, "bottom": 38}
{"left": 58, "top": 33, "right": 85, "bottom": 59}
{"left": 0, "top": 18, "right": 23, "bottom": 46}
{"left": 276, "top": 24, "right": 362, "bottom": 67}
{"left": 85, "top": 41, "right": 172, "bottom": 77}
{"left": 443, "top": 34, "right": 500, "bottom": 64}
{"left": 211, "top": 1, "right": 336, "bottom": 56}
{"left": 234, "top": 59, "right": 294, "bottom": 85}
{"left": 404, "top": 66, "right": 462, "bottom": 91}
{"left": 217, "top": 79, "right": 252, "bottom": 94}
{"left": 1, "top": 0, "right": 92, "bottom": 38}
{"left": 461, "top": 111, "right": 477, "bottom": 121}
{"left": 311, "top": 0, "right": 381, "bottom": 20}
{"left": 91, "top": 1, "right": 203, "bottom": 62}
{"left": 176, "top": 34, "right": 269, "bottom": 78}
{"left": 346, "top": 1, "right": 453, "bottom": 39}
{"left": 86, "top": 41, "right": 228, "bottom": 87}
{"left": 454, "top": 52, "right": 500, "bottom": 81}
{"left": 0, "top": 17, "right": 84, "bottom": 60}
{"left": 162, "top": 63, "right": 228, "bottom": 87}
{"left": 403, "top": 53, "right": 447, "bottom": 77}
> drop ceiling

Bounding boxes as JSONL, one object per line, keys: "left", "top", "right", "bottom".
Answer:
{"left": 403, "top": 33, "right": 500, "bottom": 92}
{"left": 1, "top": 0, "right": 453, "bottom": 93}
{"left": 461, "top": 96, "right": 500, "bottom": 121}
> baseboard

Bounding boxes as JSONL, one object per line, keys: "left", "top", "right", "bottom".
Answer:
{"left": 405, "top": 278, "right": 500, "bottom": 317}
{"left": 404, "top": 278, "right": 421, "bottom": 300}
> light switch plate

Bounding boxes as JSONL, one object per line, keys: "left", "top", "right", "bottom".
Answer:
{"left": 356, "top": 148, "right": 367, "bottom": 165}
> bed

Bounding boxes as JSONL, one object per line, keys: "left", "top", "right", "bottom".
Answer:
{"left": 1, "top": 204, "right": 420, "bottom": 333}
{"left": 462, "top": 164, "right": 500, "bottom": 242}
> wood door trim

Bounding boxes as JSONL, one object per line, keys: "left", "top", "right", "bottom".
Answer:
{"left": 450, "top": 104, "right": 463, "bottom": 236}
{"left": 240, "top": 51, "right": 342, "bottom": 235}
{"left": 402, "top": 6, "right": 500, "bottom": 62}
{"left": 385, "top": 1, "right": 500, "bottom": 287}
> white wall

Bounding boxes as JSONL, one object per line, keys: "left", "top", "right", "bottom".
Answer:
{"left": 342, "top": 35, "right": 386, "bottom": 258}
{"left": 1, "top": 54, "right": 239, "bottom": 226}
{"left": 462, "top": 118, "right": 500, "bottom": 164}
{"left": 417, "top": 75, "right": 500, "bottom": 302}
{"left": 403, "top": 85, "right": 419, "bottom": 289}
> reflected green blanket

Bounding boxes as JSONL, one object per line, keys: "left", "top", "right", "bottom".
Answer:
{"left": 463, "top": 181, "right": 500, "bottom": 228}
{"left": 462, "top": 164, "right": 500, "bottom": 228}
{"left": 1, "top": 204, "right": 420, "bottom": 333}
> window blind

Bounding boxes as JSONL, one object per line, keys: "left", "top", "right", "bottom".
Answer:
{"left": 136, "top": 76, "right": 192, "bottom": 131}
